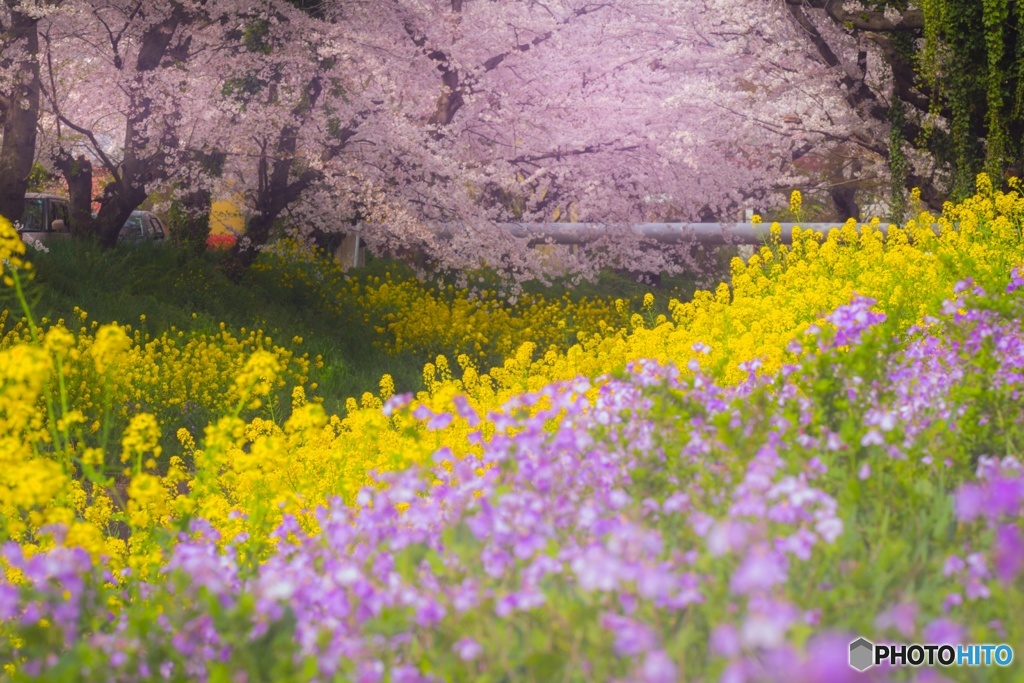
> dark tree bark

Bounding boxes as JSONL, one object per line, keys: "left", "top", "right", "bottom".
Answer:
{"left": 0, "top": 3, "right": 42, "bottom": 225}
{"left": 225, "top": 76, "right": 368, "bottom": 274}
{"left": 830, "top": 185, "right": 860, "bottom": 222}
{"left": 52, "top": 151, "right": 93, "bottom": 236}
{"left": 92, "top": 181, "right": 149, "bottom": 248}
{"left": 227, "top": 147, "right": 318, "bottom": 272}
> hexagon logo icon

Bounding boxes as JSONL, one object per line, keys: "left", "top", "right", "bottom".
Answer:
{"left": 849, "top": 637, "right": 874, "bottom": 671}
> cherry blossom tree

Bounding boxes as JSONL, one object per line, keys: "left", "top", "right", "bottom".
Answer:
{"left": 0, "top": 0, "right": 50, "bottom": 225}
{"left": 38, "top": 0, "right": 245, "bottom": 246}
{"left": 300, "top": 0, "right": 893, "bottom": 275}
{"left": 206, "top": 1, "right": 384, "bottom": 270}
{"left": 26, "top": 0, "right": 978, "bottom": 276}
{"left": 209, "top": 0, "right": 881, "bottom": 278}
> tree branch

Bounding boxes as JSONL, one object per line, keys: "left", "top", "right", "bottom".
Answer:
{"left": 784, "top": 0, "right": 923, "bottom": 32}
{"left": 56, "top": 114, "right": 122, "bottom": 186}
{"left": 510, "top": 141, "right": 641, "bottom": 166}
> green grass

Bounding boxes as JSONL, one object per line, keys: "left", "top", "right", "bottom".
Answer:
{"left": 5, "top": 240, "right": 419, "bottom": 415}
{"left": 6, "top": 239, "right": 734, "bottom": 414}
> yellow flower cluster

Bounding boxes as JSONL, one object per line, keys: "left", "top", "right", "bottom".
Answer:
{"left": 0, "top": 227, "right": 312, "bottom": 566}
{"left": 252, "top": 236, "right": 627, "bottom": 365}
{"left": 0, "top": 316, "right": 310, "bottom": 434}
{"left": 354, "top": 274, "right": 623, "bottom": 361}
{"left": 0, "top": 214, "right": 30, "bottom": 287}
{"left": 2, "top": 175, "right": 1024, "bottom": 575}
{"left": 790, "top": 189, "right": 803, "bottom": 217}
{"left": 399, "top": 176, "right": 1024, "bottom": 398}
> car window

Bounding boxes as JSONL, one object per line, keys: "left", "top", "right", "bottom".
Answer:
{"left": 148, "top": 217, "right": 165, "bottom": 238}
{"left": 119, "top": 216, "right": 145, "bottom": 241}
{"left": 18, "top": 199, "right": 44, "bottom": 233}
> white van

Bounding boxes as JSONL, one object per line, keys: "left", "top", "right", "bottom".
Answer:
{"left": 17, "top": 193, "right": 72, "bottom": 243}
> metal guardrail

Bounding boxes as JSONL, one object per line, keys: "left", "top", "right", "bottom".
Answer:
{"left": 426, "top": 221, "right": 900, "bottom": 246}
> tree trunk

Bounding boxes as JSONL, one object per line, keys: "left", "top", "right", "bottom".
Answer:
{"left": 830, "top": 185, "right": 860, "bottom": 222}
{"left": 0, "top": 5, "right": 41, "bottom": 225}
{"left": 53, "top": 151, "right": 94, "bottom": 237}
{"left": 224, "top": 178, "right": 311, "bottom": 277}
{"left": 93, "top": 183, "right": 147, "bottom": 249}
{"left": 226, "top": 121, "right": 322, "bottom": 274}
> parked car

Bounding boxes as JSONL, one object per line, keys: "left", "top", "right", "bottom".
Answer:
{"left": 16, "top": 193, "right": 72, "bottom": 243}
{"left": 118, "top": 211, "right": 167, "bottom": 243}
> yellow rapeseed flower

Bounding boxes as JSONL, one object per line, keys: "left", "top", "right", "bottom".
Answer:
{"left": 90, "top": 324, "right": 131, "bottom": 374}
{"left": 0, "top": 213, "right": 29, "bottom": 287}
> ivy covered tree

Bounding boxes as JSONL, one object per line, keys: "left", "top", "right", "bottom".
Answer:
{"left": 785, "top": 0, "right": 1024, "bottom": 214}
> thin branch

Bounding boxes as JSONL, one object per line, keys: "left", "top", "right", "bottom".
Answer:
{"left": 56, "top": 114, "right": 122, "bottom": 185}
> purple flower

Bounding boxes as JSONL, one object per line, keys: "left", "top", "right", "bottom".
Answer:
{"left": 942, "top": 593, "right": 963, "bottom": 612}
{"left": 943, "top": 555, "right": 965, "bottom": 577}
{"left": 382, "top": 393, "right": 413, "bottom": 416}
{"left": 572, "top": 547, "right": 618, "bottom": 592}
{"left": 989, "top": 477, "right": 1024, "bottom": 517}
{"left": 391, "top": 665, "right": 427, "bottom": 683}
{"left": 453, "top": 637, "right": 482, "bottom": 661}
{"left": 994, "top": 524, "right": 1024, "bottom": 583}
{"left": 825, "top": 295, "right": 886, "bottom": 348}
{"left": 787, "top": 632, "right": 864, "bottom": 683}
{"left": 601, "top": 613, "right": 657, "bottom": 657}
{"left": 860, "top": 429, "right": 884, "bottom": 447}
{"left": 721, "top": 660, "right": 749, "bottom": 683}
{"left": 0, "top": 582, "right": 19, "bottom": 621}
{"left": 608, "top": 489, "right": 630, "bottom": 509}
{"left": 956, "top": 476, "right": 1024, "bottom": 522}
{"left": 923, "top": 618, "right": 964, "bottom": 645}
{"left": 776, "top": 528, "right": 817, "bottom": 561}
{"left": 741, "top": 599, "right": 797, "bottom": 649}
{"left": 814, "top": 517, "right": 844, "bottom": 543}
{"left": 415, "top": 597, "right": 446, "bottom": 627}
{"left": 480, "top": 546, "right": 513, "bottom": 579}
{"left": 357, "top": 659, "right": 384, "bottom": 683}
{"left": 662, "top": 492, "right": 689, "bottom": 514}
{"left": 427, "top": 412, "right": 454, "bottom": 430}
{"left": 1008, "top": 268, "right": 1024, "bottom": 293}
{"left": 965, "top": 577, "right": 990, "bottom": 601}
{"left": 730, "top": 545, "right": 788, "bottom": 595}
{"left": 453, "top": 396, "right": 480, "bottom": 426}
{"left": 708, "top": 521, "right": 749, "bottom": 557}
{"left": 494, "top": 588, "right": 545, "bottom": 617}
{"left": 966, "top": 552, "right": 989, "bottom": 579}
{"left": 874, "top": 601, "right": 917, "bottom": 638}
{"left": 639, "top": 650, "right": 677, "bottom": 683}
{"left": 710, "top": 623, "right": 741, "bottom": 658}
{"left": 450, "top": 579, "right": 480, "bottom": 613}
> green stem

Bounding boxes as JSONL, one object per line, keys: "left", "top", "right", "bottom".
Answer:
{"left": 12, "top": 269, "right": 64, "bottom": 463}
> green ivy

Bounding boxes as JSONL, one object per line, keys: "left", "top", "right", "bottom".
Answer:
{"left": 918, "top": 0, "right": 1020, "bottom": 192}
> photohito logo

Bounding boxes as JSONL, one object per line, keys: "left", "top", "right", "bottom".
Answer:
{"left": 849, "top": 638, "right": 1014, "bottom": 671}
